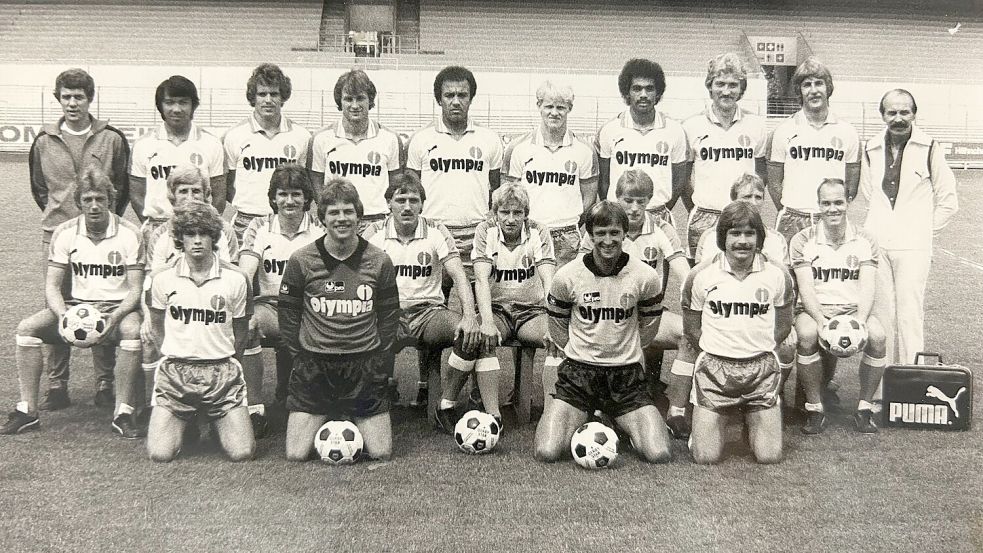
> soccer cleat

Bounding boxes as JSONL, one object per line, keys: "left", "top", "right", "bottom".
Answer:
{"left": 801, "top": 411, "right": 827, "bottom": 435}
{"left": 39, "top": 387, "right": 71, "bottom": 411}
{"left": 665, "top": 414, "right": 691, "bottom": 440}
{"left": 94, "top": 387, "right": 115, "bottom": 409}
{"left": 409, "top": 385, "right": 428, "bottom": 408}
{"left": 135, "top": 407, "right": 152, "bottom": 432}
{"left": 822, "top": 388, "right": 842, "bottom": 411}
{"left": 854, "top": 409, "right": 878, "bottom": 434}
{"left": 250, "top": 412, "right": 270, "bottom": 439}
{"left": 0, "top": 410, "right": 40, "bottom": 435}
{"left": 434, "top": 407, "right": 457, "bottom": 435}
{"left": 112, "top": 414, "right": 141, "bottom": 439}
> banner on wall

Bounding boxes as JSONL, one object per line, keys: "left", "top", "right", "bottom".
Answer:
{"left": 748, "top": 36, "right": 797, "bottom": 66}
{"left": 0, "top": 123, "right": 224, "bottom": 153}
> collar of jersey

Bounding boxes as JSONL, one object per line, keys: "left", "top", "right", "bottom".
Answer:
{"left": 270, "top": 212, "right": 314, "bottom": 237}
{"left": 383, "top": 215, "right": 428, "bottom": 241}
{"left": 77, "top": 213, "right": 119, "bottom": 239}
{"left": 153, "top": 121, "right": 203, "bottom": 141}
{"left": 435, "top": 116, "right": 475, "bottom": 134}
{"left": 495, "top": 222, "right": 530, "bottom": 245}
{"left": 717, "top": 251, "right": 765, "bottom": 275}
{"left": 333, "top": 118, "right": 380, "bottom": 140}
{"left": 706, "top": 104, "right": 745, "bottom": 126}
{"left": 532, "top": 126, "right": 573, "bottom": 148}
{"left": 583, "top": 250, "right": 629, "bottom": 276}
{"left": 621, "top": 109, "right": 667, "bottom": 131}
{"left": 317, "top": 236, "right": 368, "bottom": 270}
{"left": 815, "top": 219, "right": 859, "bottom": 245}
{"left": 175, "top": 253, "right": 222, "bottom": 281}
{"left": 792, "top": 109, "right": 840, "bottom": 127}
{"left": 249, "top": 112, "right": 291, "bottom": 134}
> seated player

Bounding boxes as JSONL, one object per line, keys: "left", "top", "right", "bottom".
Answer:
{"left": 280, "top": 179, "right": 401, "bottom": 461}
{"left": 472, "top": 184, "right": 557, "bottom": 423}
{"left": 146, "top": 200, "right": 254, "bottom": 461}
{"left": 536, "top": 201, "right": 671, "bottom": 464}
{"left": 683, "top": 201, "right": 794, "bottom": 464}
{"left": 2, "top": 168, "right": 144, "bottom": 438}
{"left": 363, "top": 171, "right": 483, "bottom": 431}
{"left": 238, "top": 163, "right": 324, "bottom": 437}
{"left": 791, "top": 178, "right": 887, "bottom": 434}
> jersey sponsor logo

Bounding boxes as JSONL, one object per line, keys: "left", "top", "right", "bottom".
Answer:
{"left": 699, "top": 146, "right": 754, "bottom": 162}
{"left": 492, "top": 255, "right": 535, "bottom": 283}
{"left": 324, "top": 281, "right": 345, "bottom": 293}
{"left": 149, "top": 164, "right": 176, "bottom": 180}
{"left": 429, "top": 157, "right": 485, "bottom": 173}
{"left": 888, "top": 385, "right": 967, "bottom": 426}
{"left": 707, "top": 299, "right": 770, "bottom": 317}
{"left": 577, "top": 305, "right": 635, "bottom": 324}
{"left": 811, "top": 265, "right": 860, "bottom": 282}
{"left": 524, "top": 169, "right": 576, "bottom": 186}
{"left": 71, "top": 249, "right": 125, "bottom": 278}
{"left": 582, "top": 291, "right": 600, "bottom": 303}
{"left": 242, "top": 155, "right": 296, "bottom": 172}
{"left": 263, "top": 258, "right": 288, "bottom": 276}
{"left": 310, "top": 285, "right": 374, "bottom": 317}
{"left": 168, "top": 304, "right": 228, "bottom": 325}
{"left": 614, "top": 149, "right": 669, "bottom": 167}
{"left": 328, "top": 155, "right": 384, "bottom": 178}
{"left": 788, "top": 141, "right": 845, "bottom": 161}
{"left": 395, "top": 253, "right": 434, "bottom": 280}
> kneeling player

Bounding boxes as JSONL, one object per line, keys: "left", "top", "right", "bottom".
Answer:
{"left": 536, "top": 201, "right": 671, "bottom": 464}
{"left": 2, "top": 168, "right": 143, "bottom": 437}
{"left": 683, "top": 201, "right": 794, "bottom": 464}
{"left": 146, "top": 201, "right": 254, "bottom": 461}
{"left": 791, "top": 178, "right": 886, "bottom": 434}
{"left": 280, "top": 179, "right": 400, "bottom": 461}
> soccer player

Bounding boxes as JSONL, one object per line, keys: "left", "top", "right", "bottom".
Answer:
{"left": 363, "top": 171, "right": 483, "bottom": 430}
{"left": 536, "top": 201, "right": 671, "bottom": 464}
{"left": 791, "top": 178, "right": 887, "bottom": 434}
{"left": 596, "top": 59, "right": 687, "bottom": 225}
{"left": 768, "top": 57, "right": 860, "bottom": 243}
{"left": 310, "top": 69, "right": 403, "bottom": 232}
{"left": 279, "top": 178, "right": 401, "bottom": 461}
{"left": 693, "top": 173, "right": 789, "bottom": 265}
{"left": 406, "top": 65, "right": 503, "bottom": 281}
{"left": 860, "top": 89, "right": 958, "bottom": 366}
{"left": 683, "top": 201, "right": 794, "bottom": 464}
{"left": 681, "top": 53, "right": 768, "bottom": 259}
{"left": 238, "top": 163, "right": 324, "bottom": 436}
{"left": 224, "top": 63, "right": 311, "bottom": 241}
{"left": 472, "top": 184, "right": 557, "bottom": 422}
{"left": 130, "top": 75, "right": 226, "bottom": 245}
{"left": 503, "top": 80, "right": 597, "bottom": 266}
{"left": 146, "top": 200, "right": 254, "bottom": 461}
{"left": 29, "top": 68, "right": 129, "bottom": 411}
{"left": 2, "top": 168, "right": 143, "bottom": 437}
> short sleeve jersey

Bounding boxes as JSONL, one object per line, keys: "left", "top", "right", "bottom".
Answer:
{"left": 309, "top": 119, "right": 401, "bottom": 217}
{"left": 503, "top": 128, "right": 598, "bottom": 228}
{"left": 364, "top": 216, "right": 457, "bottom": 309}
{"left": 682, "top": 253, "right": 794, "bottom": 358}
{"left": 405, "top": 118, "right": 503, "bottom": 226}
{"left": 578, "top": 214, "right": 684, "bottom": 285}
{"left": 695, "top": 226, "right": 789, "bottom": 266}
{"left": 547, "top": 254, "right": 663, "bottom": 366}
{"left": 149, "top": 256, "right": 251, "bottom": 360}
{"left": 145, "top": 219, "right": 239, "bottom": 272}
{"left": 279, "top": 238, "right": 398, "bottom": 354}
{"left": 595, "top": 110, "right": 687, "bottom": 208}
{"left": 239, "top": 212, "right": 325, "bottom": 299}
{"left": 789, "top": 221, "right": 878, "bottom": 307}
{"left": 472, "top": 219, "right": 556, "bottom": 306}
{"left": 223, "top": 114, "right": 311, "bottom": 216}
{"left": 130, "top": 124, "right": 225, "bottom": 219}
{"left": 49, "top": 214, "right": 144, "bottom": 302}
{"left": 768, "top": 111, "right": 860, "bottom": 212}
{"left": 682, "top": 108, "right": 768, "bottom": 210}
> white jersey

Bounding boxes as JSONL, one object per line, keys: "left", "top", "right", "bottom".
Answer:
{"left": 239, "top": 212, "right": 324, "bottom": 299}
{"left": 363, "top": 216, "right": 459, "bottom": 308}
{"left": 472, "top": 219, "right": 556, "bottom": 306}
{"left": 789, "top": 221, "right": 878, "bottom": 307}
{"left": 49, "top": 214, "right": 144, "bottom": 302}
{"left": 682, "top": 108, "right": 767, "bottom": 210}
{"left": 695, "top": 227, "right": 789, "bottom": 266}
{"left": 130, "top": 123, "right": 225, "bottom": 219}
{"left": 223, "top": 114, "right": 311, "bottom": 216}
{"left": 579, "top": 214, "right": 685, "bottom": 285}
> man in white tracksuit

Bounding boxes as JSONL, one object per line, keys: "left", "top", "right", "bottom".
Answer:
{"left": 860, "top": 89, "right": 958, "bottom": 366}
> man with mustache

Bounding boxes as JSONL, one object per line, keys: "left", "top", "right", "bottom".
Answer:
{"left": 860, "top": 89, "right": 958, "bottom": 368}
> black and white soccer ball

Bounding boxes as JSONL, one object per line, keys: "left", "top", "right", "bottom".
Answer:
{"left": 819, "top": 315, "right": 868, "bottom": 358}
{"left": 59, "top": 303, "right": 106, "bottom": 348}
{"left": 454, "top": 410, "right": 500, "bottom": 454}
{"left": 570, "top": 421, "right": 619, "bottom": 469}
{"left": 313, "top": 420, "right": 363, "bottom": 465}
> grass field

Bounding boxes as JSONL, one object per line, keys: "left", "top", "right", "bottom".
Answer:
{"left": 0, "top": 153, "right": 980, "bottom": 552}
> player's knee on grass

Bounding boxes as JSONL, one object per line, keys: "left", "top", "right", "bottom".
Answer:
{"left": 357, "top": 412, "right": 393, "bottom": 461}
{"left": 285, "top": 412, "right": 325, "bottom": 462}
{"left": 618, "top": 406, "right": 671, "bottom": 463}
{"left": 747, "top": 406, "right": 783, "bottom": 464}
{"left": 690, "top": 406, "right": 725, "bottom": 464}
{"left": 147, "top": 408, "right": 185, "bottom": 463}
{"left": 215, "top": 407, "right": 256, "bottom": 462}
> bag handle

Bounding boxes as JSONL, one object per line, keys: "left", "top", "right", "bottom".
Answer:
{"left": 914, "top": 352, "right": 943, "bottom": 365}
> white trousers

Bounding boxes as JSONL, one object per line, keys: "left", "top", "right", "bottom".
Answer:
{"left": 873, "top": 249, "right": 932, "bottom": 365}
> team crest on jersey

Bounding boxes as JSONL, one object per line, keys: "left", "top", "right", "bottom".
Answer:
{"left": 283, "top": 145, "right": 298, "bottom": 158}
{"left": 755, "top": 288, "right": 770, "bottom": 303}
{"left": 417, "top": 252, "right": 433, "bottom": 265}
{"left": 210, "top": 295, "right": 226, "bottom": 311}
{"left": 107, "top": 251, "right": 123, "bottom": 265}
{"left": 564, "top": 160, "right": 578, "bottom": 174}
{"left": 355, "top": 284, "right": 374, "bottom": 301}
{"left": 583, "top": 291, "right": 600, "bottom": 303}
{"left": 468, "top": 146, "right": 483, "bottom": 160}
{"left": 189, "top": 152, "right": 204, "bottom": 166}
{"left": 367, "top": 151, "right": 382, "bottom": 165}
{"left": 738, "top": 134, "right": 751, "bottom": 148}
{"left": 830, "top": 136, "right": 844, "bottom": 150}
{"left": 642, "top": 246, "right": 661, "bottom": 263}
{"left": 324, "top": 281, "right": 345, "bottom": 293}
{"left": 520, "top": 255, "right": 534, "bottom": 269}
{"left": 655, "top": 141, "right": 670, "bottom": 155}
{"left": 846, "top": 255, "right": 860, "bottom": 269}
{"left": 619, "top": 293, "right": 636, "bottom": 309}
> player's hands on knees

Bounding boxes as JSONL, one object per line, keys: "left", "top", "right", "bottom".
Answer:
{"left": 247, "top": 317, "right": 263, "bottom": 341}
{"left": 456, "top": 315, "right": 482, "bottom": 354}
{"left": 479, "top": 319, "right": 501, "bottom": 352}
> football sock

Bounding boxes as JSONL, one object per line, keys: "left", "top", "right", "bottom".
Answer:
{"left": 668, "top": 406, "right": 686, "bottom": 418}
{"left": 439, "top": 399, "right": 456, "bottom": 410}
{"left": 805, "top": 402, "right": 824, "bottom": 413}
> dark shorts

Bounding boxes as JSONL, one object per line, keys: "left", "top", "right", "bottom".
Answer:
{"left": 776, "top": 207, "right": 822, "bottom": 243}
{"left": 693, "top": 351, "right": 780, "bottom": 413}
{"left": 492, "top": 302, "right": 546, "bottom": 342}
{"left": 286, "top": 350, "right": 393, "bottom": 419}
{"left": 554, "top": 358, "right": 654, "bottom": 418}
{"left": 152, "top": 357, "right": 247, "bottom": 421}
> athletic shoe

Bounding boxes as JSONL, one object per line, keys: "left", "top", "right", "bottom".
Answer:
{"left": 112, "top": 414, "right": 141, "bottom": 439}
{"left": 665, "top": 414, "right": 691, "bottom": 440}
{"left": 434, "top": 407, "right": 457, "bottom": 435}
{"left": 801, "top": 411, "right": 827, "bottom": 435}
{"left": 250, "top": 412, "right": 269, "bottom": 439}
{"left": 409, "top": 385, "right": 428, "bottom": 408}
{"left": 39, "top": 387, "right": 70, "bottom": 411}
{"left": 135, "top": 407, "right": 152, "bottom": 433}
{"left": 94, "top": 387, "right": 115, "bottom": 409}
{"left": 0, "top": 410, "right": 40, "bottom": 435}
{"left": 854, "top": 409, "right": 878, "bottom": 434}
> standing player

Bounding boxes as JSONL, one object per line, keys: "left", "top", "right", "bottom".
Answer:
{"left": 768, "top": 58, "right": 860, "bottom": 243}
{"left": 504, "top": 80, "right": 597, "bottom": 266}
{"left": 362, "top": 172, "right": 483, "bottom": 430}
{"left": 279, "top": 179, "right": 401, "bottom": 461}
{"left": 681, "top": 53, "right": 768, "bottom": 259}
{"left": 310, "top": 69, "right": 402, "bottom": 232}
{"left": 536, "top": 201, "right": 671, "bottom": 464}
{"left": 224, "top": 63, "right": 311, "bottom": 241}
{"left": 146, "top": 200, "right": 254, "bottom": 461}
{"left": 596, "top": 59, "right": 687, "bottom": 225}
{"left": 683, "top": 201, "right": 794, "bottom": 464}
{"left": 860, "top": 89, "right": 958, "bottom": 366}
{"left": 29, "top": 68, "right": 129, "bottom": 411}
{"left": 791, "top": 178, "right": 887, "bottom": 434}
{"left": 2, "top": 168, "right": 143, "bottom": 437}
{"left": 472, "top": 184, "right": 557, "bottom": 423}
{"left": 130, "top": 75, "right": 226, "bottom": 246}
{"left": 238, "top": 163, "right": 324, "bottom": 435}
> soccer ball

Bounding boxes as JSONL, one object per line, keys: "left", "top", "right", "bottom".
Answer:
{"left": 570, "top": 421, "right": 619, "bottom": 469}
{"left": 819, "top": 315, "right": 868, "bottom": 358}
{"left": 454, "top": 410, "right": 501, "bottom": 454}
{"left": 59, "top": 303, "right": 107, "bottom": 348}
{"left": 313, "top": 420, "right": 363, "bottom": 465}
